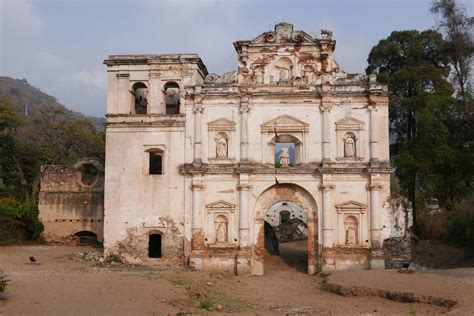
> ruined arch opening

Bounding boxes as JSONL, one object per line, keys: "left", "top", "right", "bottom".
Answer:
{"left": 254, "top": 183, "right": 318, "bottom": 275}
{"left": 80, "top": 163, "right": 99, "bottom": 186}
{"left": 131, "top": 82, "right": 148, "bottom": 114}
{"left": 74, "top": 231, "right": 99, "bottom": 245}
{"left": 148, "top": 233, "right": 162, "bottom": 258}
{"left": 163, "top": 81, "right": 180, "bottom": 115}
{"left": 264, "top": 200, "right": 308, "bottom": 273}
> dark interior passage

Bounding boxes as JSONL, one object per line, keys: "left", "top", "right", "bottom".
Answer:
{"left": 148, "top": 234, "right": 162, "bottom": 258}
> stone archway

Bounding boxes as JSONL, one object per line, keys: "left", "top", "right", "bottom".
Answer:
{"left": 253, "top": 183, "right": 318, "bottom": 275}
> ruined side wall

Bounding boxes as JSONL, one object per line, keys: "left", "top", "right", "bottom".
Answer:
{"left": 103, "top": 127, "right": 188, "bottom": 261}
{"left": 38, "top": 160, "right": 104, "bottom": 242}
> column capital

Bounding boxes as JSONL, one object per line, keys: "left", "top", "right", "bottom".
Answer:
{"left": 117, "top": 72, "right": 129, "bottom": 78}
{"left": 239, "top": 96, "right": 250, "bottom": 113}
{"left": 366, "top": 184, "right": 384, "bottom": 191}
{"left": 190, "top": 183, "right": 205, "bottom": 190}
{"left": 237, "top": 184, "right": 252, "bottom": 191}
{"left": 319, "top": 184, "right": 335, "bottom": 191}
{"left": 192, "top": 95, "right": 203, "bottom": 113}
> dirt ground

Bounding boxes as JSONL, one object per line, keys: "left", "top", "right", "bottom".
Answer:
{"left": 0, "top": 242, "right": 461, "bottom": 315}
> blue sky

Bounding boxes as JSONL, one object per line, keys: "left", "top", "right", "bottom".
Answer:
{"left": 1, "top": 0, "right": 471, "bottom": 117}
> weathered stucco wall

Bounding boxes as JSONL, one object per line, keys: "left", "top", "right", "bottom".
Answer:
{"left": 103, "top": 22, "right": 393, "bottom": 274}
{"left": 38, "top": 158, "right": 104, "bottom": 242}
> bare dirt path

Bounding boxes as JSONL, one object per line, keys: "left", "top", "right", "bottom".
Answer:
{"left": 0, "top": 244, "right": 451, "bottom": 315}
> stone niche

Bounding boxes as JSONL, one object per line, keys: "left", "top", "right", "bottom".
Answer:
{"left": 205, "top": 200, "right": 237, "bottom": 247}
{"left": 335, "top": 201, "right": 368, "bottom": 247}
{"left": 207, "top": 118, "right": 236, "bottom": 163}
{"left": 335, "top": 117, "right": 365, "bottom": 161}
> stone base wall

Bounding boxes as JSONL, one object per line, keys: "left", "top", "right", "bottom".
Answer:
{"left": 383, "top": 237, "right": 412, "bottom": 269}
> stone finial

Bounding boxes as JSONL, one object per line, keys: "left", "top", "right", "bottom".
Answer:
{"left": 321, "top": 29, "right": 333, "bottom": 39}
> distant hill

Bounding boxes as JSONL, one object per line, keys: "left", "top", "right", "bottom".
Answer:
{"left": 0, "top": 76, "right": 105, "bottom": 131}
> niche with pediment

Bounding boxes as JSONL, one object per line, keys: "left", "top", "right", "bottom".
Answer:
{"left": 335, "top": 117, "right": 365, "bottom": 161}
{"left": 261, "top": 115, "right": 309, "bottom": 165}
{"left": 205, "top": 200, "right": 237, "bottom": 247}
{"left": 336, "top": 201, "right": 368, "bottom": 247}
{"left": 207, "top": 118, "right": 236, "bottom": 163}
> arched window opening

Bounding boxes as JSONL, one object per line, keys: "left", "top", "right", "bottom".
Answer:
{"left": 132, "top": 82, "right": 148, "bottom": 114}
{"left": 270, "top": 134, "right": 301, "bottom": 168}
{"left": 149, "top": 151, "right": 163, "bottom": 175}
{"left": 80, "top": 163, "right": 99, "bottom": 186}
{"left": 163, "top": 82, "right": 180, "bottom": 115}
{"left": 148, "top": 234, "right": 162, "bottom": 258}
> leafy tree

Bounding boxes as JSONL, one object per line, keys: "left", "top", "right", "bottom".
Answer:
{"left": 431, "top": 0, "right": 473, "bottom": 106}
{"left": 367, "top": 30, "right": 472, "bottom": 228}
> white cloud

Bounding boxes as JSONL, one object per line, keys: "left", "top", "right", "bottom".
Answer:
{"left": 0, "top": 0, "right": 44, "bottom": 37}
{"left": 61, "top": 68, "right": 106, "bottom": 90}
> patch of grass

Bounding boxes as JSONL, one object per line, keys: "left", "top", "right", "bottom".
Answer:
{"left": 191, "top": 293, "right": 215, "bottom": 311}
{"left": 0, "top": 271, "right": 8, "bottom": 293}
{"left": 409, "top": 307, "right": 417, "bottom": 316}
{"left": 167, "top": 275, "right": 192, "bottom": 287}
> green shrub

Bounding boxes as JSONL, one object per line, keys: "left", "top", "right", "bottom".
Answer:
{"left": 0, "top": 271, "right": 8, "bottom": 293}
{"left": 447, "top": 195, "right": 474, "bottom": 249}
{"left": 0, "top": 197, "right": 43, "bottom": 241}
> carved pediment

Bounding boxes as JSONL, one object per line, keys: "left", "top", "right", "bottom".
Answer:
{"left": 207, "top": 118, "right": 236, "bottom": 131}
{"left": 206, "top": 200, "right": 236, "bottom": 212}
{"left": 261, "top": 114, "right": 309, "bottom": 132}
{"left": 335, "top": 200, "right": 367, "bottom": 213}
{"left": 335, "top": 117, "right": 365, "bottom": 131}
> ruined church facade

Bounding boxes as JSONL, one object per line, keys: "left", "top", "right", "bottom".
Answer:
{"left": 103, "top": 23, "right": 392, "bottom": 274}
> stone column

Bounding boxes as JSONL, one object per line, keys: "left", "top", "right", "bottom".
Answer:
{"left": 193, "top": 89, "right": 203, "bottom": 163}
{"left": 369, "top": 175, "right": 384, "bottom": 269}
{"left": 189, "top": 176, "right": 204, "bottom": 270}
{"left": 117, "top": 73, "right": 129, "bottom": 114}
{"left": 148, "top": 72, "right": 160, "bottom": 114}
{"left": 368, "top": 105, "right": 379, "bottom": 163}
{"left": 240, "top": 96, "right": 249, "bottom": 162}
{"left": 320, "top": 85, "right": 332, "bottom": 163}
{"left": 238, "top": 174, "right": 250, "bottom": 248}
{"left": 320, "top": 182, "right": 335, "bottom": 248}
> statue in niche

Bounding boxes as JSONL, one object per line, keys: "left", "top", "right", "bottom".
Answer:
{"left": 345, "top": 217, "right": 358, "bottom": 245}
{"left": 346, "top": 226, "right": 357, "bottom": 244}
{"left": 344, "top": 137, "right": 356, "bottom": 158}
{"left": 279, "top": 147, "right": 290, "bottom": 167}
{"left": 255, "top": 68, "right": 264, "bottom": 84}
{"left": 279, "top": 69, "right": 289, "bottom": 83}
{"left": 216, "top": 222, "right": 227, "bottom": 242}
{"left": 216, "top": 136, "right": 228, "bottom": 158}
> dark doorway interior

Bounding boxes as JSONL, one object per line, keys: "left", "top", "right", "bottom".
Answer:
{"left": 148, "top": 234, "right": 162, "bottom": 258}
{"left": 74, "top": 231, "right": 99, "bottom": 245}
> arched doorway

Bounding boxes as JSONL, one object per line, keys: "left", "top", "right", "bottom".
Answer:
{"left": 253, "top": 183, "right": 318, "bottom": 275}
{"left": 74, "top": 231, "right": 100, "bottom": 246}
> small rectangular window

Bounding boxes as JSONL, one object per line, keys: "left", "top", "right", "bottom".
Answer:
{"left": 149, "top": 152, "right": 163, "bottom": 174}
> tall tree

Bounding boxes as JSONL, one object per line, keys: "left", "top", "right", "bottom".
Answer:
{"left": 366, "top": 30, "right": 471, "bottom": 228}
{"left": 431, "top": 0, "right": 473, "bottom": 107}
